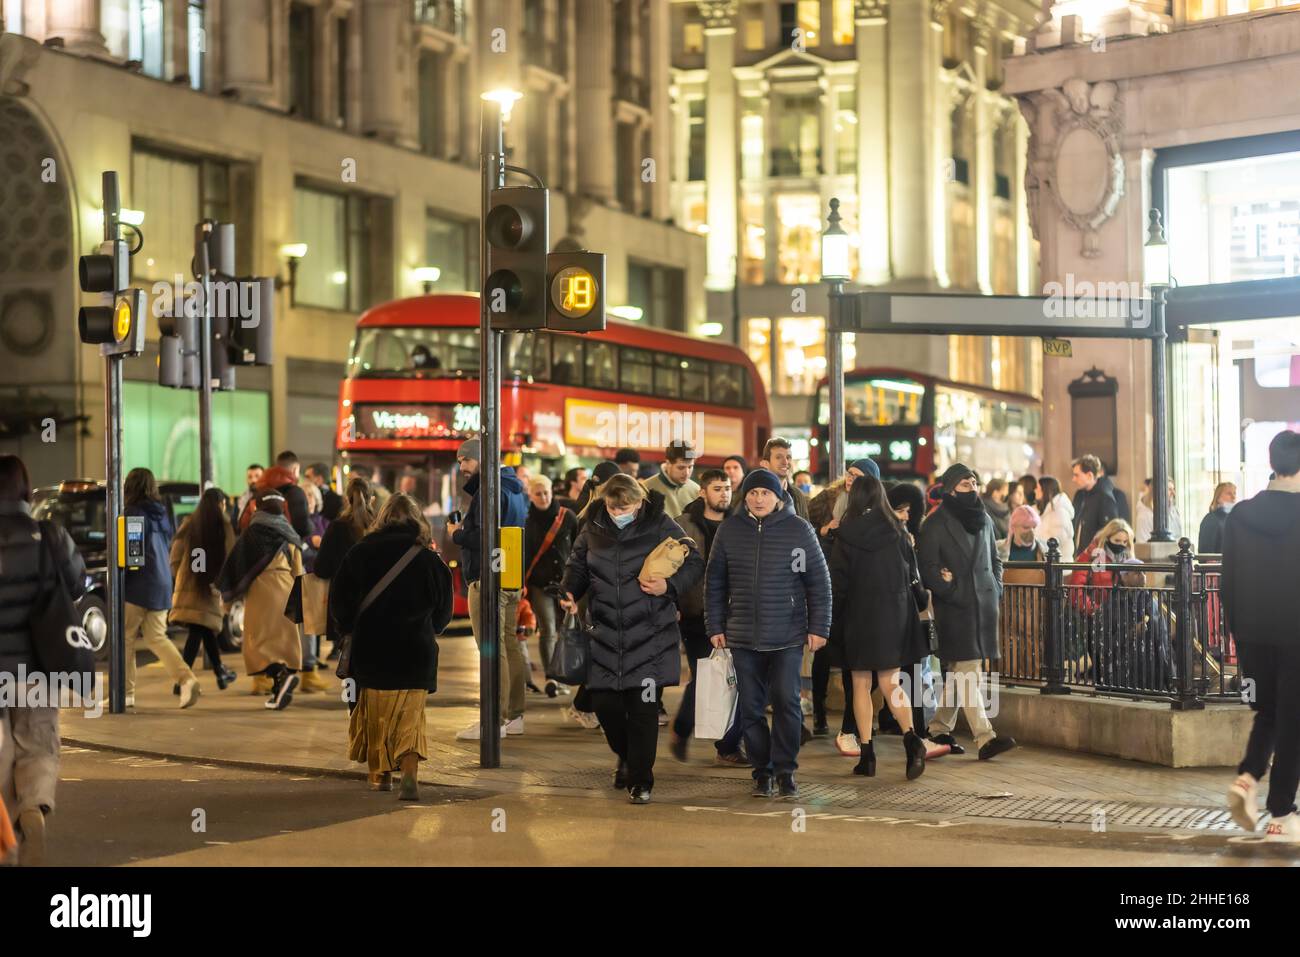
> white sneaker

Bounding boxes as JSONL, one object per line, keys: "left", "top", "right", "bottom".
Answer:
{"left": 504, "top": 716, "right": 525, "bottom": 736}
{"left": 178, "top": 677, "right": 201, "bottom": 710}
{"left": 1227, "top": 773, "right": 1260, "bottom": 832}
{"left": 1265, "top": 813, "right": 1300, "bottom": 843}
{"left": 124, "top": 695, "right": 135, "bottom": 709}
{"left": 456, "top": 721, "right": 507, "bottom": 741}
{"left": 835, "top": 732, "right": 861, "bottom": 757}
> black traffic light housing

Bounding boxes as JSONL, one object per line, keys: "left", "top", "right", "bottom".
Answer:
{"left": 485, "top": 186, "right": 549, "bottom": 331}
{"left": 79, "top": 172, "right": 146, "bottom": 356}
{"left": 546, "top": 251, "right": 606, "bottom": 333}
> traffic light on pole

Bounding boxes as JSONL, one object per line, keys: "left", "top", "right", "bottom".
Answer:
{"left": 78, "top": 176, "right": 145, "bottom": 355}
{"left": 546, "top": 251, "right": 606, "bottom": 332}
{"left": 484, "top": 186, "right": 548, "bottom": 331}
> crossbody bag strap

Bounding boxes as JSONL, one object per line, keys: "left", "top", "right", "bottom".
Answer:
{"left": 358, "top": 544, "right": 423, "bottom": 617}
{"left": 524, "top": 508, "right": 567, "bottom": 584}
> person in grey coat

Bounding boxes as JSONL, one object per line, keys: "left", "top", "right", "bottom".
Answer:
{"left": 917, "top": 463, "right": 1016, "bottom": 761}
{"left": 707, "top": 469, "right": 831, "bottom": 799}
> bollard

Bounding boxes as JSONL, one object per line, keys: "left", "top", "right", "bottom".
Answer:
{"left": 1041, "top": 538, "right": 1069, "bottom": 695}
{"left": 1171, "top": 538, "right": 1204, "bottom": 711}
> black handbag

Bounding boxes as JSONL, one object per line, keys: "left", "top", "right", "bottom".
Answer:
{"left": 30, "top": 521, "right": 96, "bottom": 685}
{"left": 545, "top": 611, "right": 590, "bottom": 685}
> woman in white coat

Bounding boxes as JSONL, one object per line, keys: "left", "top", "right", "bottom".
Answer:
{"left": 1036, "top": 475, "right": 1074, "bottom": 554}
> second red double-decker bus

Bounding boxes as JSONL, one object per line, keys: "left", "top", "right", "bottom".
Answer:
{"left": 810, "top": 367, "right": 1043, "bottom": 484}
{"left": 335, "top": 294, "right": 771, "bottom": 612}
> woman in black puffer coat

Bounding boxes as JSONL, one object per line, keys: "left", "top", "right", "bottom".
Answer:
{"left": 829, "top": 475, "right": 929, "bottom": 780}
{"left": 561, "top": 475, "right": 702, "bottom": 804}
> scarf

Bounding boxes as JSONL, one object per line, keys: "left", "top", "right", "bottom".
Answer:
{"left": 943, "top": 491, "right": 988, "bottom": 536}
{"left": 217, "top": 512, "right": 302, "bottom": 602}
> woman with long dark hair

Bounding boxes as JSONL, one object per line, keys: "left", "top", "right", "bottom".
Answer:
{"left": 828, "top": 474, "right": 929, "bottom": 779}
{"left": 123, "top": 467, "right": 200, "bottom": 708}
{"left": 169, "top": 487, "right": 237, "bottom": 690}
{"left": 314, "top": 476, "right": 374, "bottom": 661}
{"left": 1036, "top": 475, "right": 1074, "bottom": 552}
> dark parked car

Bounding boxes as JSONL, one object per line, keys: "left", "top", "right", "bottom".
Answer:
{"left": 30, "top": 479, "right": 242, "bottom": 656}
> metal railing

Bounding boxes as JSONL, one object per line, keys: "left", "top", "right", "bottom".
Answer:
{"left": 998, "top": 538, "right": 1240, "bottom": 709}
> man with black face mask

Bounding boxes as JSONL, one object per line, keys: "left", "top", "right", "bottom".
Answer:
{"left": 917, "top": 463, "right": 1016, "bottom": 760}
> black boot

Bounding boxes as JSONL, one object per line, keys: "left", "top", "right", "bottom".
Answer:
{"left": 903, "top": 730, "right": 927, "bottom": 780}
{"left": 853, "top": 739, "right": 876, "bottom": 777}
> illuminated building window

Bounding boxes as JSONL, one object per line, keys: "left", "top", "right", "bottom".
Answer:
{"left": 779, "top": 1, "right": 820, "bottom": 45}
{"left": 294, "top": 181, "right": 387, "bottom": 312}
{"left": 775, "top": 193, "right": 823, "bottom": 285}
{"left": 777, "top": 317, "right": 828, "bottom": 396}
{"left": 102, "top": 0, "right": 167, "bottom": 79}
{"left": 744, "top": 3, "right": 766, "bottom": 49}
{"left": 425, "top": 210, "right": 471, "bottom": 292}
{"left": 832, "top": 0, "right": 855, "bottom": 44}
{"left": 772, "top": 92, "right": 820, "bottom": 177}
{"left": 741, "top": 192, "right": 767, "bottom": 285}
{"left": 741, "top": 97, "right": 765, "bottom": 181}
{"left": 683, "top": 21, "right": 704, "bottom": 54}
{"left": 687, "top": 97, "right": 706, "bottom": 181}
{"left": 746, "top": 318, "right": 772, "bottom": 393}
{"left": 834, "top": 89, "right": 857, "bottom": 173}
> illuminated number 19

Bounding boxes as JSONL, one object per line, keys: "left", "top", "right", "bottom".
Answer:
{"left": 563, "top": 274, "right": 593, "bottom": 312}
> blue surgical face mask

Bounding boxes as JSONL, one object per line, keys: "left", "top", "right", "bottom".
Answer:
{"left": 798, "top": 483, "right": 812, "bottom": 495}
{"left": 611, "top": 510, "right": 636, "bottom": 529}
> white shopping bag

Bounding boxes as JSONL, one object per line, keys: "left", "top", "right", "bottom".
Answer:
{"left": 694, "top": 648, "right": 738, "bottom": 740}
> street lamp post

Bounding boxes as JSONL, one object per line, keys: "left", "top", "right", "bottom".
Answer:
{"left": 1144, "top": 209, "right": 1173, "bottom": 544}
{"left": 821, "top": 198, "right": 852, "bottom": 485}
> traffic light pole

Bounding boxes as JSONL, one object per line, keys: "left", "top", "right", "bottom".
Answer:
{"left": 100, "top": 172, "right": 127, "bottom": 716}
{"left": 478, "top": 97, "right": 505, "bottom": 768}
{"left": 195, "top": 223, "right": 215, "bottom": 490}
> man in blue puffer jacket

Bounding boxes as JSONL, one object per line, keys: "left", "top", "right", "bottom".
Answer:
{"left": 706, "top": 468, "right": 831, "bottom": 799}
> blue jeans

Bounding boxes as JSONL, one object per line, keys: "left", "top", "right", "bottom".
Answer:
{"left": 673, "top": 617, "right": 745, "bottom": 755}
{"left": 732, "top": 645, "right": 804, "bottom": 779}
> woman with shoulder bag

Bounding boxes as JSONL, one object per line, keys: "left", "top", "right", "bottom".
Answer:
{"left": 169, "top": 487, "right": 237, "bottom": 691}
{"left": 523, "top": 475, "right": 577, "bottom": 697}
{"left": 216, "top": 490, "right": 305, "bottom": 710}
{"left": 0, "top": 455, "right": 86, "bottom": 865}
{"left": 330, "top": 493, "right": 453, "bottom": 800}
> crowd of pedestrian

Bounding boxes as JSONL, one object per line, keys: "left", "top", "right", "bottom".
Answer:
{"left": 2, "top": 422, "right": 1295, "bottom": 864}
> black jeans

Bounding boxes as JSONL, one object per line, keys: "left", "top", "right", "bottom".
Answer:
{"left": 1237, "top": 641, "right": 1300, "bottom": 819}
{"left": 673, "top": 617, "right": 745, "bottom": 754}
{"left": 182, "top": 623, "right": 223, "bottom": 672}
{"left": 591, "top": 687, "right": 661, "bottom": 790}
{"left": 811, "top": 646, "right": 858, "bottom": 736}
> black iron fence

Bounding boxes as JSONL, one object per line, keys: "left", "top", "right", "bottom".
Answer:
{"left": 998, "top": 539, "right": 1240, "bottom": 708}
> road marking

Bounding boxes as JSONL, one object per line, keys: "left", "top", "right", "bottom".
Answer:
{"left": 679, "top": 805, "right": 964, "bottom": 829}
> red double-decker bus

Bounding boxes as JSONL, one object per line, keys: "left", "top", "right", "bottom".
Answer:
{"left": 335, "top": 294, "right": 771, "bottom": 612}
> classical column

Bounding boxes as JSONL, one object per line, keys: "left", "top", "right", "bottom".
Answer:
{"left": 972, "top": 12, "right": 995, "bottom": 294}
{"left": 222, "top": 0, "right": 276, "bottom": 105}
{"left": 855, "top": 0, "right": 889, "bottom": 284}
{"left": 1013, "top": 107, "right": 1032, "bottom": 295}
{"left": 701, "top": 0, "right": 738, "bottom": 292}
{"left": 648, "top": 0, "right": 672, "bottom": 220}
{"left": 930, "top": 1, "right": 951, "bottom": 288}
{"left": 575, "top": 0, "right": 616, "bottom": 203}
{"left": 887, "top": 0, "right": 938, "bottom": 284}
{"left": 361, "top": 0, "right": 417, "bottom": 146}
{"left": 45, "top": 0, "right": 107, "bottom": 57}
